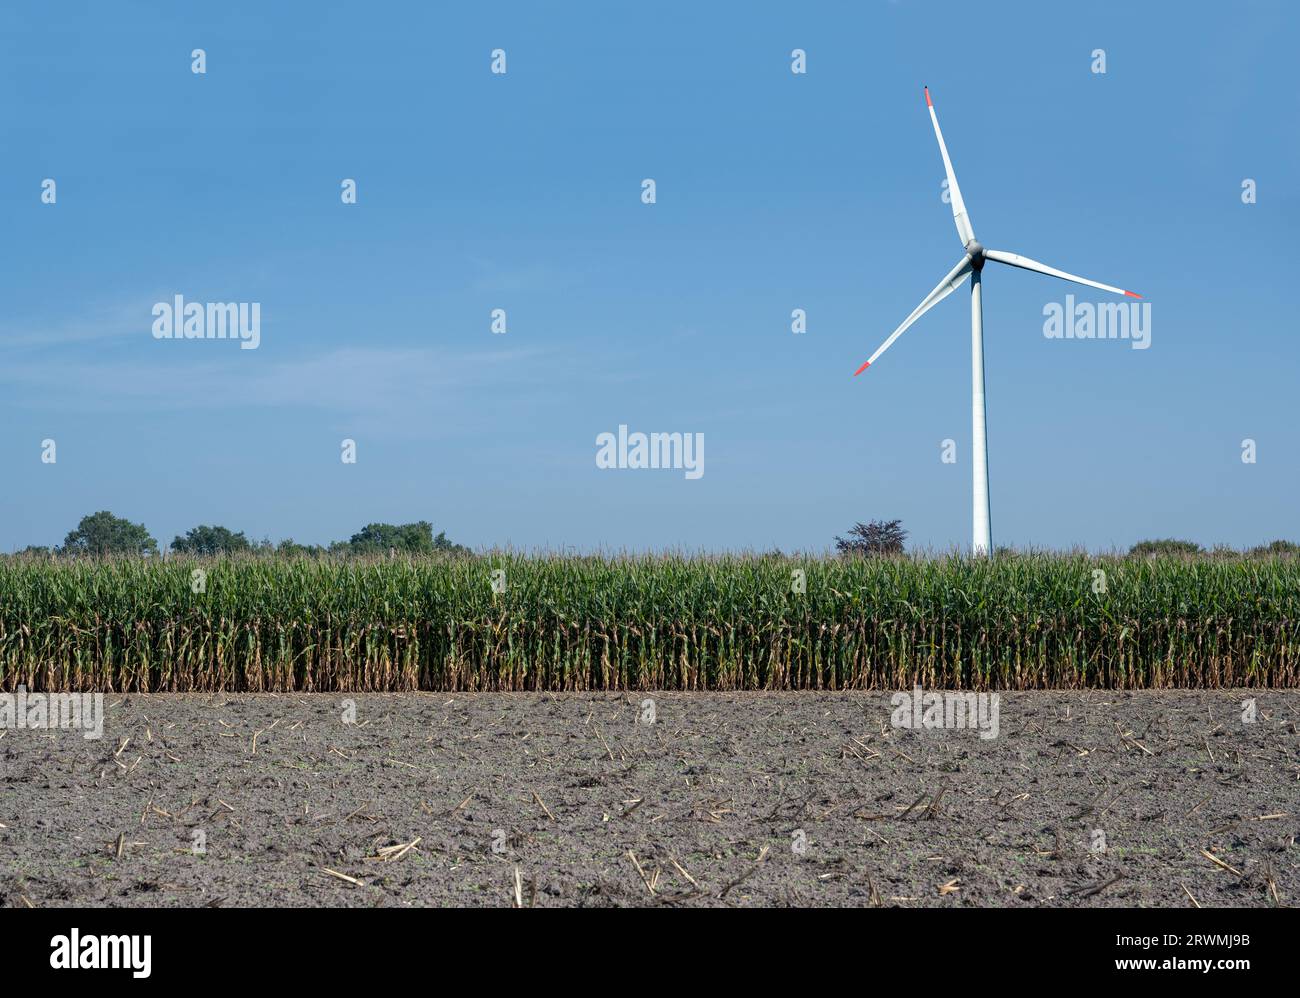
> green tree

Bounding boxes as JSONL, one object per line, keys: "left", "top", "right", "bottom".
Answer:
{"left": 835, "top": 519, "right": 907, "bottom": 557}
{"left": 345, "top": 521, "right": 465, "bottom": 555}
{"left": 62, "top": 511, "right": 159, "bottom": 556}
{"left": 171, "top": 524, "right": 252, "bottom": 555}
{"left": 1247, "top": 540, "right": 1300, "bottom": 558}
{"left": 1129, "top": 539, "right": 1202, "bottom": 557}
{"left": 276, "top": 538, "right": 325, "bottom": 557}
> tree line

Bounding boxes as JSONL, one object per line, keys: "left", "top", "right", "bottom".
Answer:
{"left": 12, "top": 512, "right": 1297, "bottom": 559}
{"left": 17, "top": 511, "right": 466, "bottom": 557}
{"left": 829, "top": 520, "right": 1296, "bottom": 559}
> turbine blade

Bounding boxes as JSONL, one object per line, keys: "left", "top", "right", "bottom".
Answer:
{"left": 984, "top": 249, "right": 1141, "bottom": 298}
{"left": 854, "top": 255, "right": 973, "bottom": 375}
{"left": 925, "top": 86, "right": 975, "bottom": 246}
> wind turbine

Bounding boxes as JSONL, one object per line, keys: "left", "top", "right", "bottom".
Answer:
{"left": 855, "top": 86, "right": 1140, "bottom": 556}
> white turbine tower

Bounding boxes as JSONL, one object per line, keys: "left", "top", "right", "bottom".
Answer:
{"left": 855, "top": 87, "right": 1140, "bottom": 557}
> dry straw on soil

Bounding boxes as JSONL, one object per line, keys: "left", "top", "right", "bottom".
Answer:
{"left": 1, "top": 552, "right": 1297, "bottom": 691}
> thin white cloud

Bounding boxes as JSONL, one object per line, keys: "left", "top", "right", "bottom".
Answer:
{"left": 0, "top": 299, "right": 152, "bottom": 348}
{"left": 466, "top": 257, "right": 585, "bottom": 294}
{"left": 0, "top": 345, "right": 550, "bottom": 435}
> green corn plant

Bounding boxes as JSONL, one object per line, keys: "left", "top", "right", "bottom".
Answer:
{"left": 0, "top": 550, "right": 1296, "bottom": 692}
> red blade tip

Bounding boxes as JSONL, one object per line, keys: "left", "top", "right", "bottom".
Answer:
{"left": 1124, "top": 290, "right": 1142, "bottom": 298}
{"left": 853, "top": 361, "right": 871, "bottom": 376}
{"left": 924, "top": 86, "right": 932, "bottom": 107}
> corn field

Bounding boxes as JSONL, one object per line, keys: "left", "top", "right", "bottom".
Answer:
{"left": 1, "top": 552, "right": 1297, "bottom": 692}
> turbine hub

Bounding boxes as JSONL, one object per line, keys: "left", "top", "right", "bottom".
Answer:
{"left": 965, "top": 240, "right": 985, "bottom": 268}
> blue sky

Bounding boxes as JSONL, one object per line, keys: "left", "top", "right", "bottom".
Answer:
{"left": 1, "top": 1, "right": 1296, "bottom": 553}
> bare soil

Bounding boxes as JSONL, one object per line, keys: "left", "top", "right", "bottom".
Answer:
{"left": 1, "top": 691, "right": 1296, "bottom": 907}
